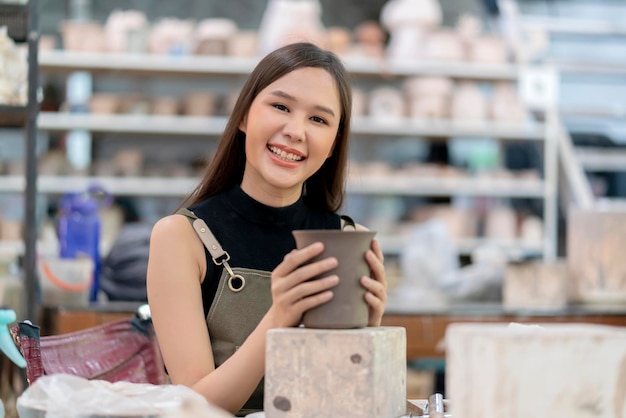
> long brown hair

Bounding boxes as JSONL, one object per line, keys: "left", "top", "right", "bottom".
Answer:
{"left": 181, "top": 42, "right": 352, "bottom": 212}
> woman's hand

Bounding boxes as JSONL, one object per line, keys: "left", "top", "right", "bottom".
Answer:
{"left": 266, "top": 242, "right": 339, "bottom": 328}
{"left": 361, "top": 238, "right": 387, "bottom": 326}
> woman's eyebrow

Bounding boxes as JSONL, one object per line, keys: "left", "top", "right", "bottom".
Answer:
{"left": 269, "top": 90, "right": 336, "bottom": 118}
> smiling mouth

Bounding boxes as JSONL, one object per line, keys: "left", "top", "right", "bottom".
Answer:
{"left": 268, "top": 145, "right": 305, "bottom": 162}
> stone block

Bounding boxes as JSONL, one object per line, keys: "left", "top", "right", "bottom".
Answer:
{"left": 265, "top": 327, "right": 406, "bottom": 418}
{"left": 568, "top": 207, "right": 626, "bottom": 304}
{"left": 503, "top": 259, "right": 569, "bottom": 310}
{"left": 446, "top": 322, "right": 626, "bottom": 418}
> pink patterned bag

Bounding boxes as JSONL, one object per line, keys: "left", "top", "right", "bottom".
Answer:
{"left": 11, "top": 311, "right": 167, "bottom": 386}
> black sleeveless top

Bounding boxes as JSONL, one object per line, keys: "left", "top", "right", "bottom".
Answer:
{"left": 188, "top": 185, "right": 341, "bottom": 316}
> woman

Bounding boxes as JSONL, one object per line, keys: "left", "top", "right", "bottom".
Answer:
{"left": 146, "top": 42, "right": 387, "bottom": 416}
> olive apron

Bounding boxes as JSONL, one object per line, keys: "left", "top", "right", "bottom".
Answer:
{"left": 178, "top": 208, "right": 270, "bottom": 416}
{"left": 177, "top": 208, "right": 354, "bottom": 416}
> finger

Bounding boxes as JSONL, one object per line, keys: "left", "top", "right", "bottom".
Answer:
{"left": 365, "top": 250, "right": 386, "bottom": 288}
{"left": 293, "top": 256, "right": 338, "bottom": 284}
{"left": 371, "top": 239, "right": 384, "bottom": 263}
{"left": 293, "top": 288, "right": 334, "bottom": 313}
{"left": 364, "top": 289, "right": 386, "bottom": 309}
{"left": 275, "top": 271, "right": 338, "bottom": 309}
{"left": 273, "top": 242, "right": 324, "bottom": 276}
{"left": 286, "top": 274, "right": 339, "bottom": 302}
{"left": 273, "top": 256, "right": 338, "bottom": 296}
{"left": 271, "top": 256, "right": 338, "bottom": 303}
{"left": 364, "top": 290, "right": 386, "bottom": 326}
{"left": 361, "top": 276, "right": 386, "bottom": 302}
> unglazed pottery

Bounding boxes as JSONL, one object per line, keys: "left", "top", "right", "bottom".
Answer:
{"left": 292, "top": 229, "right": 376, "bottom": 329}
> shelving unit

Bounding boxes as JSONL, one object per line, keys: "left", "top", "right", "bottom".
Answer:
{"left": 4, "top": 50, "right": 560, "bottom": 263}
{"left": 0, "top": 2, "right": 28, "bottom": 42}
{"left": 522, "top": 11, "right": 626, "bottom": 210}
{"left": 0, "top": 0, "right": 40, "bottom": 322}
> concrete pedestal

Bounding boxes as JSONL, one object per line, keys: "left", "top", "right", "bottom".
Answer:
{"left": 446, "top": 322, "right": 626, "bottom": 418}
{"left": 265, "top": 327, "right": 406, "bottom": 418}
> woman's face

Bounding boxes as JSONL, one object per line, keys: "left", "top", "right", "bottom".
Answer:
{"left": 239, "top": 67, "right": 341, "bottom": 206}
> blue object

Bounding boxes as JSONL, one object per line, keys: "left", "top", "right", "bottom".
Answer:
{"left": 58, "top": 185, "right": 111, "bottom": 302}
{"left": 0, "top": 308, "right": 25, "bottom": 418}
{"left": 0, "top": 309, "right": 26, "bottom": 368}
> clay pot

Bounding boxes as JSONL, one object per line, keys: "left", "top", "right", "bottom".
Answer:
{"left": 292, "top": 229, "right": 376, "bottom": 329}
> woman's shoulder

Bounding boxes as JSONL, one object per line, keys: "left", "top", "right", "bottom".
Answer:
{"left": 151, "top": 213, "right": 196, "bottom": 241}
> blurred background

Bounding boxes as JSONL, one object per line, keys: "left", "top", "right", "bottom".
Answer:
{"left": 1, "top": 0, "right": 626, "bottom": 407}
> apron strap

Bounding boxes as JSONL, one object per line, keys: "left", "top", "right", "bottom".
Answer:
{"left": 340, "top": 215, "right": 356, "bottom": 230}
{"left": 175, "top": 208, "right": 229, "bottom": 265}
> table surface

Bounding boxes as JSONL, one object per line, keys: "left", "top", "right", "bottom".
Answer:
{"left": 42, "top": 301, "right": 626, "bottom": 360}
{"left": 50, "top": 300, "right": 626, "bottom": 316}
{"left": 385, "top": 301, "right": 626, "bottom": 316}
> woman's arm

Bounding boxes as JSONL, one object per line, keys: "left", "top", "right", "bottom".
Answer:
{"left": 147, "top": 215, "right": 340, "bottom": 414}
{"left": 147, "top": 215, "right": 264, "bottom": 413}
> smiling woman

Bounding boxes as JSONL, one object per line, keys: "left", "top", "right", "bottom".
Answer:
{"left": 239, "top": 67, "right": 341, "bottom": 203}
{"left": 146, "top": 42, "right": 388, "bottom": 416}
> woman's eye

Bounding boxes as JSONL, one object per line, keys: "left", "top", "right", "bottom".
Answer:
{"left": 311, "top": 116, "right": 327, "bottom": 124}
{"left": 273, "top": 104, "right": 288, "bottom": 112}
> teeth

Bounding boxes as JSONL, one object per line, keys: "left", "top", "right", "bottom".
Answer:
{"left": 268, "top": 146, "right": 303, "bottom": 162}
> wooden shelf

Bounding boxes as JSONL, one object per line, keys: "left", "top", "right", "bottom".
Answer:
{"left": 0, "top": 175, "right": 197, "bottom": 197}
{"left": 0, "top": 104, "right": 27, "bottom": 111}
{"left": 37, "top": 112, "right": 228, "bottom": 136}
{"left": 37, "top": 112, "right": 545, "bottom": 140}
{"left": 549, "top": 60, "right": 626, "bottom": 76}
{"left": 520, "top": 16, "right": 626, "bottom": 37}
{"left": 352, "top": 117, "right": 545, "bottom": 140}
{"left": 576, "top": 147, "right": 626, "bottom": 172}
{"left": 0, "top": 104, "right": 27, "bottom": 126}
{"left": 378, "top": 235, "right": 544, "bottom": 257}
{"left": 38, "top": 50, "right": 522, "bottom": 81}
{"left": 0, "top": 174, "right": 545, "bottom": 198}
{"left": 347, "top": 174, "right": 545, "bottom": 198}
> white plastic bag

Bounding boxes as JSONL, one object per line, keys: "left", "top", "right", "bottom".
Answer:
{"left": 17, "top": 374, "right": 234, "bottom": 418}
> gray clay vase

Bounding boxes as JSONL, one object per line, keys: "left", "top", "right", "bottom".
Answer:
{"left": 292, "top": 229, "right": 376, "bottom": 329}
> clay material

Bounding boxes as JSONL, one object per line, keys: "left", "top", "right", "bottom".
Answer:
{"left": 292, "top": 229, "right": 375, "bottom": 328}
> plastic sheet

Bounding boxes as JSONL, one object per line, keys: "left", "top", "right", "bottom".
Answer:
{"left": 17, "top": 374, "right": 235, "bottom": 418}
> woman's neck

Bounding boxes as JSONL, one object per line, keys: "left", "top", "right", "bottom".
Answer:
{"left": 239, "top": 179, "right": 302, "bottom": 208}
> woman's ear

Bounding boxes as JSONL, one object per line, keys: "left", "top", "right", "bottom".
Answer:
{"left": 327, "top": 136, "right": 338, "bottom": 158}
{"left": 239, "top": 115, "right": 248, "bottom": 133}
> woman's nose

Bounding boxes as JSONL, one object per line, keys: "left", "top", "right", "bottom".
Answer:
{"left": 282, "top": 117, "right": 306, "bottom": 142}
